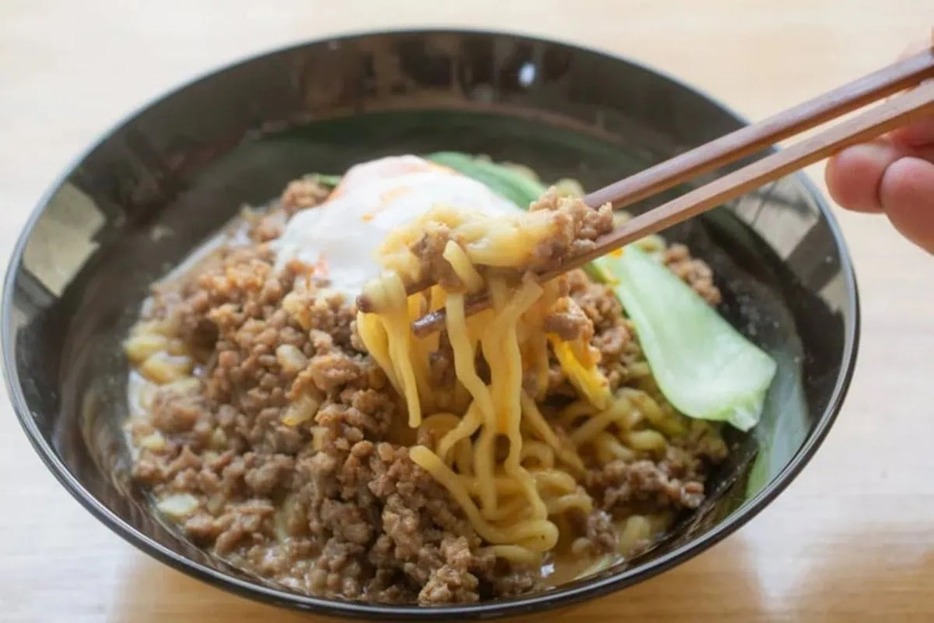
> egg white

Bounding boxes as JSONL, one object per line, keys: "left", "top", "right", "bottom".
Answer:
{"left": 273, "top": 155, "right": 519, "bottom": 297}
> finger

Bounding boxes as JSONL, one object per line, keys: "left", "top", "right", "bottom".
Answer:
{"left": 890, "top": 115, "right": 934, "bottom": 148}
{"left": 879, "top": 155, "right": 934, "bottom": 253}
{"left": 825, "top": 139, "right": 903, "bottom": 213}
{"left": 888, "top": 35, "right": 933, "bottom": 142}
{"left": 885, "top": 34, "right": 934, "bottom": 146}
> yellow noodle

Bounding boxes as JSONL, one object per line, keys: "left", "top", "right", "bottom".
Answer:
{"left": 464, "top": 475, "right": 523, "bottom": 497}
{"left": 621, "top": 387, "right": 686, "bottom": 437}
{"left": 533, "top": 470, "right": 579, "bottom": 493}
{"left": 453, "top": 437, "right": 474, "bottom": 476}
{"left": 355, "top": 312, "right": 397, "bottom": 389}
{"left": 487, "top": 545, "right": 542, "bottom": 565}
{"left": 482, "top": 495, "right": 532, "bottom": 521}
{"left": 121, "top": 181, "right": 737, "bottom": 591}
{"left": 420, "top": 413, "right": 460, "bottom": 437}
{"left": 618, "top": 515, "right": 652, "bottom": 555}
{"left": 545, "top": 492, "right": 594, "bottom": 516}
{"left": 520, "top": 393, "right": 585, "bottom": 474}
{"left": 520, "top": 441, "right": 555, "bottom": 469}
{"left": 558, "top": 400, "right": 599, "bottom": 430}
{"left": 486, "top": 279, "right": 546, "bottom": 521}
{"left": 550, "top": 336, "right": 611, "bottom": 409}
{"left": 569, "top": 397, "right": 634, "bottom": 447}
{"left": 625, "top": 429, "right": 668, "bottom": 454}
{"left": 361, "top": 274, "right": 423, "bottom": 427}
{"left": 357, "top": 202, "right": 715, "bottom": 568}
{"left": 436, "top": 404, "right": 483, "bottom": 461}
{"left": 407, "top": 293, "right": 436, "bottom": 413}
{"left": 410, "top": 445, "right": 558, "bottom": 553}
{"left": 593, "top": 432, "right": 637, "bottom": 463}
{"left": 445, "top": 293, "right": 495, "bottom": 426}
{"left": 473, "top": 423, "right": 498, "bottom": 514}
{"left": 627, "top": 361, "right": 652, "bottom": 379}
{"left": 442, "top": 240, "right": 484, "bottom": 292}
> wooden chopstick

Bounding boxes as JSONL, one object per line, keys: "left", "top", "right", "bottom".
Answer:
{"left": 355, "top": 47, "right": 933, "bottom": 317}
{"left": 538, "top": 79, "right": 934, "bottom": 273}
{"left": 583, "top": 47, "right": 934, "bottom": 211}
{"left": 352, "top": 47, "right": 933, "bottom": 335}
{"left": 414, "top": 79, "right": 934, "bottom": 336}
{"left": 405, "top": 69, "right": 933, "bottom": 337}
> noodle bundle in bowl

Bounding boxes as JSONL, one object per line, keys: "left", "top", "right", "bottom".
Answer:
{"left": 358, "top": 193, "right": 648, "bottom": 565}
{"left": 123, "top": 154, "right": 776, "bottom": 604}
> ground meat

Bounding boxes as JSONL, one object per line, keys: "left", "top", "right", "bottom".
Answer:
{"left": 419, "top": 538, "right": 483, "bottom": 604}
{"left": 397, "top": 187, "right": 615, "bottom": 293}
{"left": 411, "top": 222, "right": 461, "bottom": 290}
{"left": 528, "top": 188, "right": 614, "bottom": 272}
{"left": 250, "top": 210, "right": 289, "bottom": 243}
{"left": 674, "top": 420, "right": 730, "bottom": 463}
{"left": 243, "top": 453, "right": 294, "bottom": 496}
{"left": 214, "top": 499, "right": 276, "bottom": 554}
{"left": 663, "top": 243, "right": 721, "bottom": 305}
{"left": 127, "top": 174, "right": 727, "bottom": 606}
{"left": 150, "top": 383, "right": 207, "bottom": 434}
{"left": 583, "top": 509, "right": 619, "bottom": 553}
{"left": 489, "top": 566, "right": 544, "bottom": 598}
{"left": 296, "top": 439, "right": 511, "bottom": 604}
{"left": 279, "top": 177, "right": 330, "bottom": 214}
{"left": 127, "top": 203, "right": 538, "bottom": 603}
{"left": 183, "top": 512, "right": 224, "bottom": 544}
{"left": 543, "top": 296, "right": 592, "bottom": 341}
{"left": 587, "top": 458, "right": 707, "bottom": 512}
{"left": 530, "top": 269, "right": 641, "bottom": 395}
{"left": 306, "top": 351, "right": 365, "bottom": 393}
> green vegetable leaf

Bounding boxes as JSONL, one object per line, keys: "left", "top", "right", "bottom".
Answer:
{"left": 426, "top": 152, "right": 546, "bottom": 209}
{"left": 593, "top": 247, "right": 777, "bottom": 431}
{"left": 309, "top": 173, "right": 342, "bottom": 188}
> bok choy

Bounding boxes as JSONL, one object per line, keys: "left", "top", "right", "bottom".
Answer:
{"left": 426, "top": 151, "right": 548, "bottom": 210}
{"left": 591, "top": 248, "right": 776, "bottom": 431}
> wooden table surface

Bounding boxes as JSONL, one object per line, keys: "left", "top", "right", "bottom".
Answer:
{"left": 2, "top": 1, "right": 932, "bottom": 621}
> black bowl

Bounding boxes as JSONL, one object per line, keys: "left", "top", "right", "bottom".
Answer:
{"left": 2, "top": 29, "right": 858, "bottom": 620}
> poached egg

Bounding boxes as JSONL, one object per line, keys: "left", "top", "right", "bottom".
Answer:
{"left": 273, "top": 155, "right": 519, "bottom": 296}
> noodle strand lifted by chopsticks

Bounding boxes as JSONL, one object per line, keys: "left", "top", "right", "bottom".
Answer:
{"left": 356, "top": 204, "right": 671, "bottom": 564}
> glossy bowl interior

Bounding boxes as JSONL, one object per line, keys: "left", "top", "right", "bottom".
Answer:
{"left": 3, "top": 29, "right": 858, "bottom": 620}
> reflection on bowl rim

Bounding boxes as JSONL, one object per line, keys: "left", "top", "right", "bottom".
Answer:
{"left": 1, "top": 27, "right": 860, "bottom": 620}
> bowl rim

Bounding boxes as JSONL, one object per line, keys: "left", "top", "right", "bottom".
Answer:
{"left": 2, "top": 26, "right": 860, "bottom": 620}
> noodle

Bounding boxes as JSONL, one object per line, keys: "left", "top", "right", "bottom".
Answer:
{"left": 124, "top": 158, "right": 734, "bottom": 604}
{"left": 437, "top": 403, "right": 483, "bottom": 460}
{"left": 355, "top": 201, "right": 712, "bottom": 566}
{"left": 519, "top": 441, "right": 555, "bottom": 469}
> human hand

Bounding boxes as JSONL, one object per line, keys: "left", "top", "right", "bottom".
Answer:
{"left": 824, "top": 37, "right": 934, "bottom": 253}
